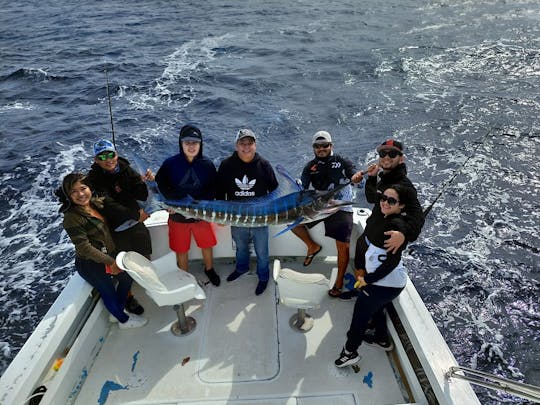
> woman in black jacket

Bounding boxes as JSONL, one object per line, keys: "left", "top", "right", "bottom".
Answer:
{"left": 334, "top": 184, "right": 413, "bottom": 368}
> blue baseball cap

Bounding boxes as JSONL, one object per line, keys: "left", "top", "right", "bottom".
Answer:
{"left": 93, "top": 139, "right": 116, "bottom": 156}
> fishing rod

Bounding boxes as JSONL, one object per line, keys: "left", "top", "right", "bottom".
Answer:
{"left": 104, "top": 68, "right": 117, "bottom": 149}
{"left": 423, "top": 129, "right": 493, "bottom": 217}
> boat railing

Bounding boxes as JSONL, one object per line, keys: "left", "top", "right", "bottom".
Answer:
{"left": 446, "top": 365, "right": 540, "bottom": 402}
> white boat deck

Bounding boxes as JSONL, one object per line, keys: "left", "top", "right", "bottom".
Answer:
{"left": 74, "top": 257, "right": 408, "bottom": 405}
{"left": 1, "top": 210, "right": 481, "bottom": 405}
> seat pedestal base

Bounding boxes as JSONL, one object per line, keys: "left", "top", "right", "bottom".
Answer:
{"left": 172, "top": 304, "right": 197, "bottom": 336}
{"left": 289, "top": 309, "right": 314, "bottom": 333}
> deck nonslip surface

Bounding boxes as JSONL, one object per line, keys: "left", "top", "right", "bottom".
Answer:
{"left": 74, "top": 260, "right": 406, "bottom": 404}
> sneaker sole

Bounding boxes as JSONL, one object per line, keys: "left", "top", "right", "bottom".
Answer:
{"left": 338, "top": 293, "right": 356, "bottom": 301}
{"left": 335, "top": 356, "right": 360, "bottom": 368}
{"left": 364, "top": 341, "right": 394, "bottom": 352}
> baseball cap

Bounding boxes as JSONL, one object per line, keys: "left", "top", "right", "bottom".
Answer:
{"left": 93, "top": 139, "right": 116, "bottom": 156}
{"left": 376, "top": 139, "right": 404, "bottom": 153}
{"left": 312, "top": 131, "right": 332, "bottom": 144}
{"left": 179, "top": 125, "right": 202, "bottom": 142}
{"left": 235, "top": 128, "right": 257, "bottom": 142}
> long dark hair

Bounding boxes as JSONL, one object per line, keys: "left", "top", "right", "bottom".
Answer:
{"left": 384, "top": 183, "right": 412, "bottom": 207}
{"left": 55, "top": 173, "right": 89, "bottom": 213}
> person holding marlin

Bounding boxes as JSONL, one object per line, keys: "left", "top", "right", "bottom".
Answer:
{"left": 216, "top": 129, "right": 279, "bottom": 296}
{"left": 155, "top": 124, "right": 221, "bottom": 287}
{"left": 87, "top": 139, "right": 154, "bottom": 315}
{"left": 291, "top": 130, "right": 360, "bottom": 298}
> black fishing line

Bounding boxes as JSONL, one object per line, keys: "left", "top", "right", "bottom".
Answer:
{"left": 423, "top": 129, "right": 494, "bottom": 217}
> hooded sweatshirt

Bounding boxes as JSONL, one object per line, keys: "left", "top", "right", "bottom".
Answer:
{"left": 155, "top": 131, "right": 217, "bottom": 222}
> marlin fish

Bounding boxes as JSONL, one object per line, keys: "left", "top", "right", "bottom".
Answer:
{"left": 158, "top": 164, "right": 353, "bottom": 235}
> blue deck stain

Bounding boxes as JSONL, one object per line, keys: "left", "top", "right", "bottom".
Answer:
{"left": 98, "top": 381, "right": 127, "bottom": 405}
{"left": 363, "top": 371, "right": 373, "bottom": 388}
{"left": 131, "top": 350, "right": 140, "bottom": 372}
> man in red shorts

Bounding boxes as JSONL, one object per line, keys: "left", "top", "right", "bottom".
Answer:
{"left": 155, "top": 124, "right": 221, "bottom": 286}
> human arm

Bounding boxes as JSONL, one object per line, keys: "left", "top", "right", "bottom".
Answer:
{"left": 63, "top": 213, "right": 116, "bottom": 265}
{"left": 265, "top": 161, "right": 279, "bottom": 193}
{"left": 364, "top": 172, "right": 380, "bottom": 203}
{"left": 299, "top": 163, "right": 311, "bottom": 190}
{"left": 383, "top": 231, "right": 406, "bottom": 254}
{"left": 363, "top": 218, "right": 407, "bottom": 284}
{"left": 353, "top": 233, "right": 368, "bottom": 270}
{"left": 123, "top": 165, "right": 149, "bottom": 201}
{"left": 214, "top": 161, "right": 227, "bottom": 200}
{"left": 155, "top": 162, "right": 175, "bottom": 200}
{"left": 100, "top": 196, "right": 140, "bottom": 228}
{"left": 401, "top": 190, "right": 425, "bottom": 242}
{"left": 201, "top": 160, "right": 218, "bottom": 200}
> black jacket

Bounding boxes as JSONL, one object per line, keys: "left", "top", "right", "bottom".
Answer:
{"left": 365, "top": 163, "right": 424, "bottom": 242}
{"left": 86, "top": 157, "right": 148, "bottom": 229}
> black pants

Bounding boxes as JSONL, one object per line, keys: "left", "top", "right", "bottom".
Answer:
{"left": 113, "top": 222, "right": 152, "bottom": 258}
{"left": 345, "top": 284, "right": 403, "bottom": 353}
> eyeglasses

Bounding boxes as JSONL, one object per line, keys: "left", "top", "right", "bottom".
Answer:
{"left": 96, "top": 151, "right": 116, "bottom": 161}
{"left": 378, "top": 150, "right": 402, "bottom": 158}
{"left": 313, "top": 143, "right": 331, "bottom": 149}
{"left": 380, "top": 194, "right": 399, "bottom": 205}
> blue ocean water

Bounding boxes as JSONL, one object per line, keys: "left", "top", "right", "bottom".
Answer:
{"left": 0, "top": 1, "right": 538, "bottom": 403}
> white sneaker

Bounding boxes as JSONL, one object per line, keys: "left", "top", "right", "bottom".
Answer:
{"left": 109, "top": 311, "right": 141, "bottom": 323}
{"left": 119, "top": 313, "right": 148, "bottom": 329}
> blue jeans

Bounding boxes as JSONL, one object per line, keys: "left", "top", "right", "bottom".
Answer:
{"left": 75, "top": 257, "right": 132, "bottom": 323}
{"left": 231, "top": 226, "right": 270, "bottom": 282}
{"left": 345, "top": 284, "right": 403, "bottom": 352}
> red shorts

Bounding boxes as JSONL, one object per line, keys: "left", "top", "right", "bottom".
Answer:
{"left": 168, "top": 219, "right": 217, "bottom": 253}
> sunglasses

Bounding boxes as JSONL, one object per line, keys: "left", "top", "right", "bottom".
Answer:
{"left": 380, "top": 194, "right": 400, "bottom": 206}
{"left": 96, "top": 151, "right": 116, "bottom": 161}
{"left": 313, "top": 143, "right": 331, "bottom": 149}
{"left": 378, "top": 150, "right": 402, "bottom": 158}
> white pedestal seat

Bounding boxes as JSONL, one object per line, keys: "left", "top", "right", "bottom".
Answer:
{"left": 116, "top": 251, "right": 206, "bottom": 336}
{"left": 272, "top": 259, "right": 337, "bottom": 333}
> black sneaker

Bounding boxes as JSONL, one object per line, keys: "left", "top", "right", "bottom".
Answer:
{"left": 125, "top": 295, "right": 144, "bottom": 315}
{"left": 363, "top": 334, "right": 394, "bottom": 351}
{"left": 226, "top": 270, "right": 245, "bottom": 282}
{"left": 205, "top": 268, "right": 221, "bottom": 286}
{"left": 255, "top": 280, "right": 268, "bottom": 295}
{"left": 338, "top": 290, "right": 358, "bottom": 301}
{"left": 334, "top": 347, "right": 360, "bottom": 368}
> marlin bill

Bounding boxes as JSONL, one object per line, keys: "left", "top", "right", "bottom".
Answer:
{"left": 158, "top": 186, "right": 352, "bottom": 230}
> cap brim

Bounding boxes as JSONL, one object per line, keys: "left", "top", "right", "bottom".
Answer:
{"left": 94, "top": 149, "right": 116, "bottom": 156}
{"left": 181, "top": 137, "right": 202, "bottom": 142}
{"left": 237, "top": 136, "right": 256, "bottom": 141}
{"left": 376, "top": 145, "right": 402, "bottom": 153}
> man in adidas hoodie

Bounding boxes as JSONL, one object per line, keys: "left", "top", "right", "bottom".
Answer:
{"left": 216, "top": 129, "right": 279, "bottom": 296}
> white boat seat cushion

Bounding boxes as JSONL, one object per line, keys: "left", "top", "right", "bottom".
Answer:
{"left": 120, "top": 251, "right": 167, "bottom": 292}
{"left": 273, "top": 259, "right": 337, "bottom": 310}
{"left": 116, "top": 251, "right": 206, "bottom": 307}
{"left": 278, "top": 268, "right": 328, "bottom": 285}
